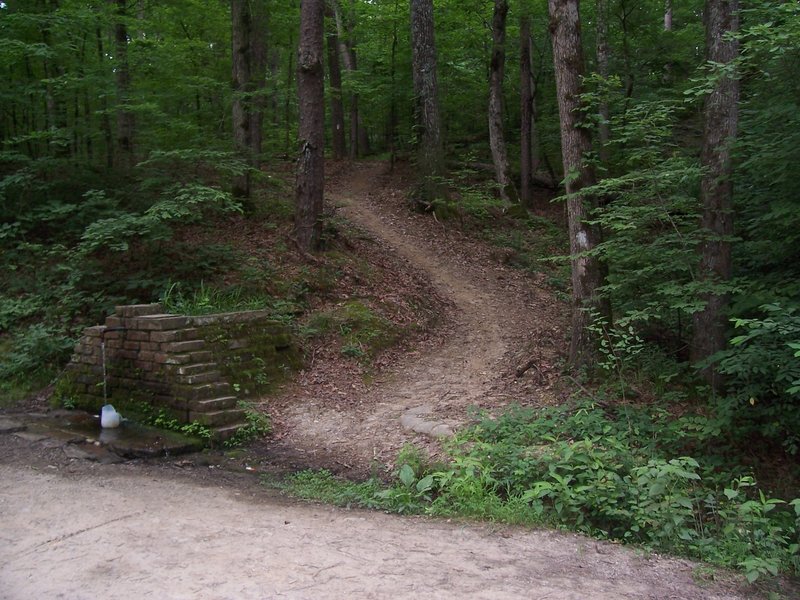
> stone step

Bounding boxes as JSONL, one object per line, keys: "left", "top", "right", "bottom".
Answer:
{"left": 179, "top": 382, "right": 232, "bottom": 400}
{"left": 189, "top": 409, "right": 247, "bottom": 427}
{"left": 149, "top": 328, "right": 201, "bottom": 344}
{"left": 162, "top": 339, "right": 205, "bottom": 353}
{"left": 177, "top": 370, "right": 223, "bottom": 385}
{"left": 174, "top": 362, "right": 219, "bottom": 376}
{"left": 166, "top": 351, "right": 214, "bottom": 365}
{"left": 189, "top": 350, "right": 214, "bottom": 363}
{"left": 212, "top": 422, "right": 249, "bottom": 443}
{"left": 190, "top": 396, "right": 238, "bottom": 412}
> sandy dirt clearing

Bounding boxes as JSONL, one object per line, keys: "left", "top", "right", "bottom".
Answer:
{"left": 0, "top": 461, "right": 753, "bottom": 600}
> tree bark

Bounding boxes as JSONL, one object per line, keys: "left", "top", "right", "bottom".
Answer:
{"left": 97, "top": 24, "right": 114, "bottom": 168}
{"left": 595, "top": 0, "right": 611, "bottom": 165}
{"left": 231, "top": 0, "right": 268, "bottom": 207}
{"left": 691, "top": 0, "right": 740, "bottom": 385}
{"left": 332, "top": 0, "right": 363, "bottom": 158}
{"left": 664, "top": 0, "right": 673, "bottom": 31}
{"left": 113, "top": 0, "right": 134, "bottom": 170}
{"left": 295, "top": 0, "right": 326, "bottom": 252}
{"left": 388, "top": 0, "right": 400, "bottom": 169}
{"left": 519, "top": 14, "right": 541, "bottom": 209}
{"left": 488, "top": 0, "right": 516, "bottom": 202}
{"left": 326, "top": 26, "right": 347, "bottom": 159}
{"left": 548, "top": 0, "right": 610, "bottom": 370}
{"left": 410, "top": 0, "right": 445, "bottom": 200}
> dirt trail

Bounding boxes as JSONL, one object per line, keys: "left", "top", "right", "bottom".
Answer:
{"left": 0, "top": 161, "right": 769, "bottom": 599}
{"left": 272, "top": 161, "right": 562, "bottom": 468}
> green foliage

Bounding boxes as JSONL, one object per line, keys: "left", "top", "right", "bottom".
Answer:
{"left": 424, "top": 401, "right": 800, "bottom": 580}
{"left": 586, "top": 311, "right": 647, "bottom": 392}
{"left": 160, "top": 281, "right": 270, "bottom": 316}
{"left": 0, "top": 324, "right": 73, "bottom": 381}
{"left": 117, "top": 400, "right": 213, "bottom": 442}
{"left": 151, "top": 410, "right": 213, "bottom": 442}
{"left": 302, "top": 300, "right": 398, "bottom": 362}
{"left": 582, "top": 100, "right": 707, "bottom": 342}
{"left": 279, "top": 470, "right": 385, "bottom": 510}
{"left": 713, "top": 304, "right": 800, "bottom": 455}
{"left": 222, "top": 402, "right": 272, "bottom": 448}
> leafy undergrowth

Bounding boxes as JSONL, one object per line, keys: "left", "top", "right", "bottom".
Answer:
{"left": 1, "top": 160, "right": 437, "bottom": 406}
{"left": 276, "top": 400, "right": 800, "bottom": 586}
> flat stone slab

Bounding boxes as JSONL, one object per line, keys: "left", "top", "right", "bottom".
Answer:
{"left": 0, "top": 417, "right": 26, "bottom": 435}
{"left": 400, "top": 406, "right": 454, "bottom": 439}
{"left": 13, "top": 431, "right": 49, "bottom": 443}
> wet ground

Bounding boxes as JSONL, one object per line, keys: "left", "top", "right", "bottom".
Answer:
{"left": 0, "top": 410, "right": 202, "bottom": 463}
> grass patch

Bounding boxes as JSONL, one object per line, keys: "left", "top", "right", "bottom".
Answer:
{"left": 302, "top": 299, "right": 399, "bottom": 362}
{"left": 160, "top": 281, "right": 273, "bottom": 315}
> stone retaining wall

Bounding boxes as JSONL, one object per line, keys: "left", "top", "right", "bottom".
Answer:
{"left": 59, "top": 303, "right": 301, "bottom": 442}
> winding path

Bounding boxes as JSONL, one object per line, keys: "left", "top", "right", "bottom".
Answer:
{"left": 272, "top": 161, "right": 561, "bottom": 467}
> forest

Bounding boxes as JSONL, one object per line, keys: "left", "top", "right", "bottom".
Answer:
{"left": 1, "top": 0, "right": 800, "bottom": 586}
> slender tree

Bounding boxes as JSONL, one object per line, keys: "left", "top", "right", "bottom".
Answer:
{"left": 691, "top": 0, "right": 740, "bottom": 384}
{"left": 332, "top": 0, "right": 365, "bottom": 158}
{"left": 488, "top": 0, "right": 516, "bottom": 202}
{"left": 549, "top": 0, "right": 610, "bottom": 369}
{"left": 231, "top": 0, "right": 268, "bottom": 207}
{"left": 410, "top": 0, "right": 444, "bottom": 201}
{"left": 519, "top": 12, "right": 542, "bottom": 208}
{"left": 664, "top": 0, "right": 673, "bottom": 31}
{"left": 595, "top": 0, "right": 611, "bottom": 165}
{"left": 113, "top": 0, "right": 134, "bottom": 169}
{"left": 295, "top": 0, "right": 326, "bottom": 251}
{"left": 326, "top": 23, "right": 347, "bottom": 159}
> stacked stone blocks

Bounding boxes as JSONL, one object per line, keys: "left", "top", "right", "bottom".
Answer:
{"left": 63, "top": 303, "right": 299, "bottom": 442}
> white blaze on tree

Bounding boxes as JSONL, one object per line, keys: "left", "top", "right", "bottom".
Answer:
{"left": 295, "top": 0, "right": 325, "bottom": 252}
{"left": 548, "top": 0, "right": 610, "bottom": 369}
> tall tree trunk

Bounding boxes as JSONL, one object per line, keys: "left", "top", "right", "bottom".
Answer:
{"left": 231, "top": 0, "right": 268, "bottom": 208}
{"left": 664, "top": 0, "right": 673, "bottom": 30}
{"left": 520, "top": 14, "right": 535, "bottom": 208}
{"left": 41, "top": 17, "right": 68, "bottom": 159}
{"left": 410, "top": 0, "right": 445, "bottom": 201}
{"left": 595, "top": 0, "right": 611, "bottom": 165}
{"left": 691, "top": 0, "right": 740, "bottom": 385}
{"left": 113, "top": 0, "right": 134, "bottom": 170}
{"left": 488, "top": 0, "right": 516, "bottom": 202}
{"left": 619, "top": 0, "right": 635, "bottom": 100}
{"left": 663, "top": 0, "right": 674, "bottom": 83}
{"left": 284, "top": 30, "right": 295, "bottom": 155}
{"left": 295, "top": 0, "right": 325, "bottom": 252}
{"left": 388, "top": 0, "right": 400, "bottom": 169}
{"left": 332, "top": 0, "right": 362, "bottom": 158}
{"left": 326, "top": 27, "right": 347, "bottom": 159}
{"left": 549, "top": 0, "right": 610, "bottom": 369}
{"left": 96, "top": 26, "right": 113, "bottom": 169}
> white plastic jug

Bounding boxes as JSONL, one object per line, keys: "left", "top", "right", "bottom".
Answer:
{"left": 100, "top": 404, "right": 122, "bottom": 428}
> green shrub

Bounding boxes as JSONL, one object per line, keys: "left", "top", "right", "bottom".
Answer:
{"left": 425, "top": 402, "right": 799, "bottom": 581}
{"left": 713, "top": 303, "right": 800, "bottom": 454}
